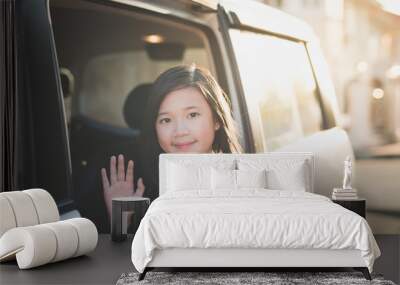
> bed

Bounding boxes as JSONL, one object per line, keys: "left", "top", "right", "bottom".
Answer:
{"left": 131, "top": 153, "right": 380, "bottom": 280}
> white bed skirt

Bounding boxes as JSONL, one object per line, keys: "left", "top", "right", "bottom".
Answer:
{"left": 147, "top": 248, "right": 366, "bottom": 268}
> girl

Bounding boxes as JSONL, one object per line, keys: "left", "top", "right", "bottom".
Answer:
{"left": 101, "top": 64, "right": 242, "bottom": 218}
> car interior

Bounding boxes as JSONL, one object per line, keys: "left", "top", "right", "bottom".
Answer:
{"left": 50, "top": 0, "right": 215, "bottom": 231}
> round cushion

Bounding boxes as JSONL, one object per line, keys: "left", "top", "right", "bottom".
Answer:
{"left": 0, "top": 191, "right": 39, "bottom": 227}
{"left": 23, "top": 188, "right": 59, "bottom": 224}
{"left": 42, "top": 221, "right": 79, "bottom": 262}
{"left": 0, "top": 226, "right": 57, "bottom": 269}
{"left": 0, "top": 196, "right": 17, "bottom": 237}
{"left": 0, "top": 218, "right": 98, "bottom": 269}
{"left": 65, "top": 218, "right": 98, "bottom": 257}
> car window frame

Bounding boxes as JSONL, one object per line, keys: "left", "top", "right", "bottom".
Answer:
{"left": 14, "top": 0, "right": 74, "bottom": 213}
{"left": 220, "top": 9, "right": 332, "bottom": 152}
{"left": 217, "top": 5, "right": 255, "bottom": 153}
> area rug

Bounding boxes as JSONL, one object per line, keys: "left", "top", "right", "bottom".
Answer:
{"left": 116, "top": 271, "right": 396, "bottom": 285}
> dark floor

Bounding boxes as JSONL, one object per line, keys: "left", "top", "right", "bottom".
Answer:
{"left": 0, "top": 234, "right": 399, "bottom": 285}
{"left": 374, "top": 235, "right": 400, "bottom": 284}
{"left": 0, "top": 235, "right": 134, "bottom": 285}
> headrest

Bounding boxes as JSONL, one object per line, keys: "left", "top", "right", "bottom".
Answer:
{"left": 123, "top": 83, "right": 152, "bottom": 131}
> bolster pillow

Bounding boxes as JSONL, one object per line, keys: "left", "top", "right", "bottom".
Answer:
{"left": 0, "top": 218, "right": 98, "bottom": 269}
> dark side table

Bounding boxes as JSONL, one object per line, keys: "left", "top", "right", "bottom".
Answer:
{"left": 111, "top": 196, "right": 150, "bottom": 242}
{"left": 332, "top": 198, "right": 366, "bottom": 218}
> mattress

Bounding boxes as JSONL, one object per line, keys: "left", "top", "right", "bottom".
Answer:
{"left": 131, "top": 190, "right": 380, "bottom": 273}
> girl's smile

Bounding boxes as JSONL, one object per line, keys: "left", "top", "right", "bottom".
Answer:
{"left": 173, "top": 140, "right": 197, "bottom": 150}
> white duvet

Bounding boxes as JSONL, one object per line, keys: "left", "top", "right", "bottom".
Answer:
{"left": 131, "top": 190, "right": 380, "bottom": 273}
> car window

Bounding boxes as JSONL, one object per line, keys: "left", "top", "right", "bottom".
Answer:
{"left": 51, "top": 0, "right": 213, "bottom": 129}
{"left": 81, "top": 46, "right": 210, "bottom": 127}
{"left": 50, "top": 0, "right": 216, "bottom": 231}
{"left": 229, "top": 29, "right": 323, "bottom": 151}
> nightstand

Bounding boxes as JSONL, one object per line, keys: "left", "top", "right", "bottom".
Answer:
{"left": 111, "top": 197, "right": 150, "bottom": 242}
{"left": 332, "top": 198, "right": 366, "bottom": 218}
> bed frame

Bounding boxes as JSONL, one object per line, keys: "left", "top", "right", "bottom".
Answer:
{"left": 139, "top": 248, "right": 371, "bottom": 280}
{"left": 138, "top": 154, "right": 372, "bottom": 281}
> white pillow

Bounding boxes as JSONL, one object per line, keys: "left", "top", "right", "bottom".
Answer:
{"left": 211, "top": 168, "right": 236, "bottom": 190}
{"left": 167, "top": 162, "right": 211, "bottom": 191}
{"left": 267, "top": 162, "right": 307, "bottom": 191}
{"left": 236, "top": 169, "right": 267, "bottom": 189}
{"left": 237, "top": 159, "right": 309, "bottom": 191}
{"left": 211, "top": 168, "right": 268, "bottom": 190}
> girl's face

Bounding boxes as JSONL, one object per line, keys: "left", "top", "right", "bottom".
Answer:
{"left": 155, "top": 86, "right": 220, "bottom": 153}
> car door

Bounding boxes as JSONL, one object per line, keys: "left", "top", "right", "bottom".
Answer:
{"left": 218, "top": 0, "right": 355, "bottom": 197}
{"left": 1, "top": 0, "right": 75, "bottom": 213}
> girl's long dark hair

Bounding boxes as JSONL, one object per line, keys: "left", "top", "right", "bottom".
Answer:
{"left": 140, "top": 64, "right": 242, "bottom": 200}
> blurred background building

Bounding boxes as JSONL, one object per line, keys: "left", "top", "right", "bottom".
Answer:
{"left": 263, "top": 0, "right": 400, "bottom": 234}
{"left": 264, "top": 0, "right": 400, "bottom": 156}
